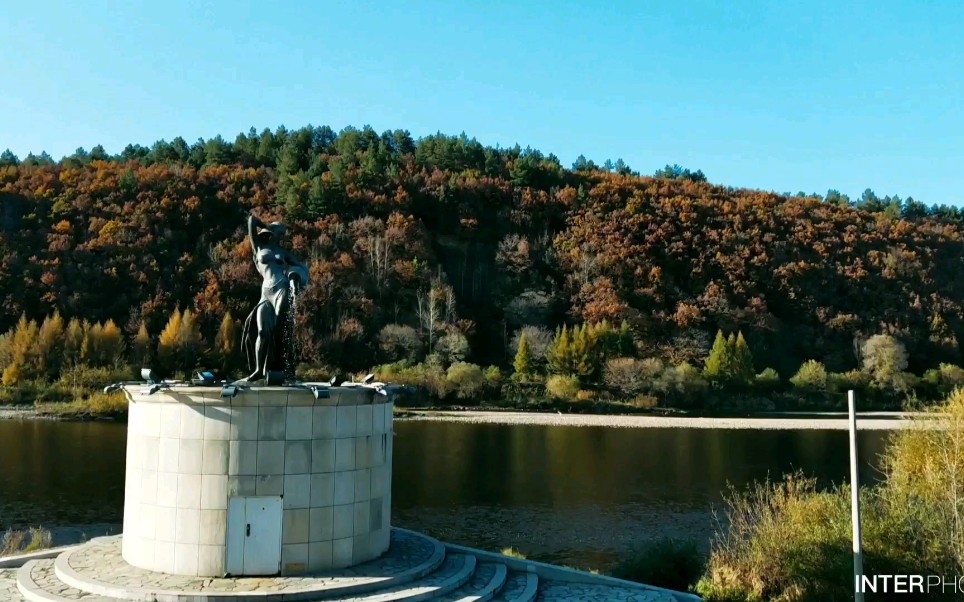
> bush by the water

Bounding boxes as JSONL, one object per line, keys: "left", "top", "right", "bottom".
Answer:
{"left": 695, "top": 389, "right": 964, "bottom": 601}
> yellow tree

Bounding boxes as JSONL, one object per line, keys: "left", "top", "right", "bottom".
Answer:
{"left": 157, "top": 309, "right": 182, "bottom": 375}
{"left": 100, "top": 320, "right": 126, "bottom": 368}
{"left": 178, "top": 309, "right": 203, "bottom": 373}
{"left": 216, "top": 311, "right": 237, "bottom": 374}
{"left": 63, "top": 318, "right": 85, "bottom": 368}
{"left": 1, "top": 315, "right": 40, "bottom": 385}
{"left": 131, "top": 321, "right": 151, "bottom": 368}
{"left": 36, "top": 312, "right": 65, "bottom": 380}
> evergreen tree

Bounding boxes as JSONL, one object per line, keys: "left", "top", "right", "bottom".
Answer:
{"left": 546, "top": 325, "right": 573, "bottom": 375}
{"left": 1, "top": 315, "right": 39, "bottom": 385}
{"left": 571, "top": 324, "right": 597, "bottom": 380}
{"left": 513, "top": 332, "right": 535, "bottom": 377}
{"left": 704, "top": 330, "right": 734, "bottom": 382}
{"left": 63, "top": 318, "right": 85, "bottom": 368}
{"left": 178, "top": 309, "right": 203, "bottom": 373}
{"left": 617, "top": 321, "right": 635, "bottom": 356}
{"left": 36, "top": 312, "right": 65, "bottom": 380}
{"left": 733, "top": 331, "right": 755, "bottom": 384}
{"left": 85, "top": 322, "right": 104, "bottom": 366}
{"left": 157, "top": 309, "right": 182, "bottom": 375}
{"left": 100, "top": 320, "right": 126, "bottom": 368}
{"left": 132, "top": 321, "right": 151, "bottom": 368}
{"left": 216, "top": 312, "right": 237, "bottom": 375}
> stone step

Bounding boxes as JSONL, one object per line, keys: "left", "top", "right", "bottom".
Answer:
{"left": 2, "top": 567, "right": 23, "bottom": 602}
{"left": 431, "top": 562, "right": 506, "bottom": 602}
{"left": 533, "top": 580, "right": 680, "bottom": 602}
{"left": 52, "top": 529, "right": 445, "bottom": 602}
{"left": 20, "top": 552, "right": 475, "bottom": 602}
{"left": 16, "top": 560, "right": 111, "bottom": 602}
{"left": 488, "top": 571, "right": 537, "bottom": 602}
{"left": 330, "top": 553, "right": 475, "bottom": 602}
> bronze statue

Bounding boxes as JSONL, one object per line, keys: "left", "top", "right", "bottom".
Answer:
{"left": 240, "top": 214, "right": 309, "bottom": 382}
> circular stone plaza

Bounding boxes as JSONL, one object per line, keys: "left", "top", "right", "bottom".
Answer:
{"left": 0, "top": 383, "right": 696, "bottom": 602}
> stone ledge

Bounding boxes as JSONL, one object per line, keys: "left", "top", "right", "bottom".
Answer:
{"left": 442, "top": 544, "right": 700, "bottom": 602}
{"left": 124, "top": 386, "right": 393, "bottom": 408}
{"left": 52, "top": 528, "right": 443, "bottom": 602}
{"left": 0, "top": 547, "right": 78, "bottom": 570}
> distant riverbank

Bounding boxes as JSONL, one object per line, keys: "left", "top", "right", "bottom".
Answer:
{"left": 2, "top": 403, "right": 924, "bottom": 429}
{"left": 396, "top": 409, "right": 921, "bottom": 430}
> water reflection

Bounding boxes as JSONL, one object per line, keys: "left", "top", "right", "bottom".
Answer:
{"left": 391, "top": 423, "right": 891, "bottom": 568}
{"left": 0, "top": 419, "right": 890, "bottom": 570}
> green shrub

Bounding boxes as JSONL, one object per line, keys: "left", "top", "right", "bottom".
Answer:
{"left": 446, "top": 362, "right": 485, "bottom": 400}
{"left": 696, "top": 475, "right": 950, "bottom": 602}
{"left": 789, "top": 360, "right": 828, "bottom": 391}
{"left": 296, "top": 363, "right": 336, "bottom": 382}
{"left": 374, "top": 361, "right": 451, "bottom": 402}
{"left": 697, "top": 390, "right": 964, "bottom": 601}
{"left": 630, "top": 395, "right": 658, "bottom": 410}
{"left": 545, "top": 375, "right": 580, "bottom": 400}
{"left": 656, "top": 362, "right": 707, "bottom": 405}
{"left": 940, "top": 363, "right": 964, "bottom": 388}
{"left": 753, "top": 367, "right": 780, "bottom": 390}
{"left": 603, "top": 357, "right": 650, "bottom": 397}
{"left": 483, "top": 365, "right": 502, "bottom": 387}
{"left": 58, "top": 365, "right": 133, "bottom": 389}
{"left": 613, "top": 538, "right": 704, "bottom": 592}
{"left": 828, "top": 369, "right": 870, "bottom": 393}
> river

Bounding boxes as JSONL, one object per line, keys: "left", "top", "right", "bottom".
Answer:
{"left": 0, "top": 419, "right": 890, "bottom": 571}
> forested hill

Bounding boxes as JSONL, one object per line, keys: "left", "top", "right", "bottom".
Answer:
{"left": 1, "top": 125, "right": 963, "bottom": 377}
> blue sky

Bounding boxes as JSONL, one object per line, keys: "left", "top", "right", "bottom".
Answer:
{"left": 2, "top": 1, "right": 962, "bottom": 204}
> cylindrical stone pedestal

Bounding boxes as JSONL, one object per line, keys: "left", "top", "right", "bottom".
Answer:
{"left": 121, "top": 385, "right": 393, "bottom": 577}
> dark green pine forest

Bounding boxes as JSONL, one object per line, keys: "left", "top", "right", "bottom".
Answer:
{"left": 2, "top": 125, "right": 964, "bottom": 409}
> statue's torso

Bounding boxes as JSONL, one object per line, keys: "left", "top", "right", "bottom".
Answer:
{"left": 255, "top": 247, "right": 288, "bottom": 290}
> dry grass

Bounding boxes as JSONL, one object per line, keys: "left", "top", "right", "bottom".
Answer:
{"left": 35, "top": 390, "right": 128, "bottom": 418}
{"left": 1, "top": 527, "right": 52, "bottom": 556}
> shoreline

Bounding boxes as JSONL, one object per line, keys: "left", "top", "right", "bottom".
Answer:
{"left": 396, "top": 409, "right": 920, "bottom": 430}
{"left": 1, "top": 404, "right": 923, "bottom": 430}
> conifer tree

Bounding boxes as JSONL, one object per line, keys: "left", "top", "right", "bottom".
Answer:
{"left": 1, "top": 315, "right": 40, "bottom": 385}
{"left": 63, "top": 318, "right": 85, "bottom": 368}
{"left": 100, "top": 320, "right": 125, "bottom": 368}
{"left": 178, "top": 309, "right": 203, "bottom": 373}
{"left": 36, "top": 312, "right": 65, "bottom": 379}
{"left": 85, "top": 322, "right": 105, "bottom": 366}
{"left": 216, "top": 312, "right": 237, "bottom": 374}
{"left": 703, "top": 330, "right": 733, "bottom": 382}
{"left": 132, "top": 321, "right": 151, "bottom": 368}
{"left": 79, "top": 320, "right": 94, "bottom": 365}
{"left": 513, "top": 332, "right": 534, "bottom": 377}
{"left": 733, "top": 331, "right": 755, "bottom": 384}
{"left": 546, "top": 325, "right": 572, "bottom": 375}
{"left": 617, "top": 320, "right": 635, "bottom": 357}
{"left": 157, "top": 309, "right": 182, "bottom": 374}
{"left": 571, "top": 324, "right": 596, "bottom": 379}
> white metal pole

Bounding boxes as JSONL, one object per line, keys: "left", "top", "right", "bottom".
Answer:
{"left": 849, "top": 389, "right": 864, "bottom": 602}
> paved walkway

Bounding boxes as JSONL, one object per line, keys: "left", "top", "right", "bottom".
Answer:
{"left": 1, "top": 569, "right": 19, "bottom": 602}
{"left": 62, "top": 531, "right": 438, "bottom": 595}
{"left": 3, "top": 530, "right": 696, "bottom": 602}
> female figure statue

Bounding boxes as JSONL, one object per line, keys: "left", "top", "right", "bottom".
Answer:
{"left": 240, "top": 214, "right": 309, "bottom": 382}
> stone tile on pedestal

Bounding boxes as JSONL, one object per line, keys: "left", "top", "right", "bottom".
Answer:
{"left": 283, "top": 473, "right": 310, "bottom": 509}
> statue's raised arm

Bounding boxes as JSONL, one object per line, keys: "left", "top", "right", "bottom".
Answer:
{"left": 247, "top": 214, "right": 265, "bottom": 252}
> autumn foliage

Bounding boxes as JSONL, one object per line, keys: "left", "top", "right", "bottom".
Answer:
{"left": 1, "top": 125, "right": 963, "bottom": 384}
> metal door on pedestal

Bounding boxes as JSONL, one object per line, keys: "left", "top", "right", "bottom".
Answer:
{"left": 226, "top": 496, "right": 282, "bottom": 576}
